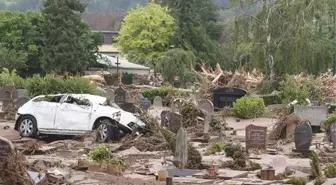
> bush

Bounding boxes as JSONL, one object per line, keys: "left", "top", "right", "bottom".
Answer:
{"left": 260, "top": 94, "right": 281, "bottom": 106}
{"left": 224, "top": 143, "right": 243, "bottom": 158}
{"left": 209, "top": 142, "right": 226, "bottom": 154}
{"left": 279, "top": 75, "right": 309, "bottom": 105}
{"left": 142, "top": 86, "right": 186, "bottom": 103}
{"left": 325, "top": 164, "right": 336, "bottom": 178}
{"left": 322, "top": 113, "right": 336, "bottom": 135}
{"left": 0, "top": 68, "right": 25, "bottom": 89}
{"left": 25, "top": 75, "right": 98, "bottom": 96}
{"left": 88, "top": 145, "right": 125, "bottom": 166}
{"left": 285, "top": 177, "right": 307, "bottom": 185}
{"left": 233, "top": 97, "right": 266, "bottom": 119}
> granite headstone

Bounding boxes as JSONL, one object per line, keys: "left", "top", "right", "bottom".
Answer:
{"left": 294, "top": 122, "right": 312, "bottom": 157}
{"left": 114, "top": 86, "right": 126, "bottom": 105}
{"left": 245, "top": 124, "right": 267, "bottom": 150}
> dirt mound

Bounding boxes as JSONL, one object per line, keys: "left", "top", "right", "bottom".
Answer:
{"left": 121, "top": 134, "right": 168, "bottom": 152}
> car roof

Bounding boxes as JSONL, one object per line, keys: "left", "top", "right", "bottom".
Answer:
{"left": 34, "top": 94, "right": 107, "bottom": 105}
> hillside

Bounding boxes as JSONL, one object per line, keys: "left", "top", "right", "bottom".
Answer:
{"left": 0, "top": 0, "right": 230, "bottom": 12}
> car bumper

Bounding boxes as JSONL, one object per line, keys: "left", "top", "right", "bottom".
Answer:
{"left": 15, "top": 113, "right": 20, "bottom": 121}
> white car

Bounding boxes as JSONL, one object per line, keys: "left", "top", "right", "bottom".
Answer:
{"left": 14, "top": 94, "right": 147, "bottom": 142}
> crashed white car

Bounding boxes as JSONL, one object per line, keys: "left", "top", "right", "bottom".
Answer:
{"left": 14, "top": 94, "right": 147, "bottom": 142}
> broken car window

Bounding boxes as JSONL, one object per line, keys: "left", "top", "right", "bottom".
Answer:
{"left": 33, "top": 95, "right": 63, "bottom": 103}
{"left": 64, "top": 96, "right": 91, "bottom": 106}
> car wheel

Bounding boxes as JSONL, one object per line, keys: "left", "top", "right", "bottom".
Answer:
{"left": 19, "top": 115, "right": 37, "bottom": 138}
{"left": 96, "top": 119, "right": 119, "bottom": 142}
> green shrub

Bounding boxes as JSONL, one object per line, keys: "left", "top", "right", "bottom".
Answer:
{"left": 279, "top": 75, "right": 309, "bottom": 105}
{"left": 233, "top": 97, "right": 266, "bottom": 119}
{"left": 322, "top": 113, "right": 336, "bottom": 135}
{"left": 88, "top": 145, "right": 125, "bottom": 166}
{"left": 224, "top": 143, "right": 243, "bottom": 158}
{"left": 285, "top": 177, "right": 307, "bottom": 185}
{"left": 260, "top": 94, "right": 281, "bottom": 106}
{"left": 0, "top": 68, "right": 26, "bottom": 89}
{"left": 142, "top": 86, "right": 186, "bottom": 102}
{"left": 25, "top": 75, "right": 98, "bottom": 96}
{"left": 301, "top": 76, "right": 323, "bottom": 103}
{"left": 325, "top": 164, "right": 336, "bottom": 178}
{"left": 209, "top": 142, "right": 226, "bottom": 154}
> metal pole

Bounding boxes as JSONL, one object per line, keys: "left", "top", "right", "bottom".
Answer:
{"left": 116, "top": 56, "right": 120, "bottom": 86}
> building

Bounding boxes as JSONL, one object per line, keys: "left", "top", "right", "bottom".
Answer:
{"left": 82, "top": 12, "right": 126, "bottom": 57}
{"left": 96, "top": 54, "right": 150, "bottom": 76}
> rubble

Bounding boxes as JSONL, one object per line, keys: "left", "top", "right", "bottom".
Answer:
{"left": 268, "top": 115, "right": 302, "bottom": 141}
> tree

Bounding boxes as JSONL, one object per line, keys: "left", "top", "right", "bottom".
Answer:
{"left": 41, "top": 0, "right": 103, "bottom": 74}
{"left": 157, "top": 48, "right": 197, "bottom": 87}
{"left": 115, "top": 3, "right": 176, "bottom": 68}
{"left": 0, "top": 11, "right": 42, "bottom": 73}
{"left": 156, "top": 0, "right": 224, "bottom": 67}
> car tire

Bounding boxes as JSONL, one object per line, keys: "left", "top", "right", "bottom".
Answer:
{"left": 96, "top": 119, "right": 119, "bottom": 143}
{"left": 18, "top": 115, "right": 37, "bottom": 138}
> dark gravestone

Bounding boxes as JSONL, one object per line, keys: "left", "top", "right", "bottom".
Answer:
{"left": 330, "top": 123, "right": 336, "bottom": 148}
{"left": 245, "top": 124, "right": 267, "bottom": 150}
{"left": 114, "top": 86, "right": 127, "bottom": 105}
{"left": 161, "top": 110, "right": 171, "bottom": 127}
{"left": 107, "top": 123, "right": 120, "bottom": 142}
{"left": 14, "top": 96, "right": 31, "bottom": 108}
{"left": 213, "top": 87, "right": 247, "bottom": 109}
{"left": 294, "top": 122, "right": 313, "bottom": 157}
{"left": 140, "top": 97, "right": 151, "bottom": 113}
{"left": 0, "top": 136, "right": 14, "bottom": 166}
{"left": 119, "top": 103, "right": 135, "bottom": 113}
{"left": 168, "top": 112, "right": 182, "bottom": 133}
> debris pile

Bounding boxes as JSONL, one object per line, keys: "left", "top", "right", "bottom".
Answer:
{"left": 0, "top": 153, "right": 34, "bottom": 185}
{"left": 268, "top": 115, "right": 302, "bottom": 141}
{"left": 318, "top": 71, "right": 336, "bottom": 99}
{"left": 121, "top": 134, "right": 168, "bottom": 152}
{"left": 199, "top": 63, "right": 264, "bottom": 96}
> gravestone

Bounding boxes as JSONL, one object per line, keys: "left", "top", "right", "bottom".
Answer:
{"left": 245, "top": 124, "right": 267, "bottom": 150}
{"left": 161, "top": 110, "right": 171, "bottom": 127}
{"left": 97, "top": 86, "right": 107, "bottom": 97}
{"left": 140, "top": 97, "right": 151, "bottom": 113}
{"left": 294, "top": 122, "right": 313, "bottom": 157}
{"left": 14, "top": 96, "right": 31, "bottom": 108}
{"left": 0, "top": 85, "right": 15, "bottom": 98}
{"left": 0, "top": 136, "right": 14, "bottom": 166}
{"left": 106, "top": 88, "right": 115, "bottom": 102}
{"left": 175, "top": 127, "right": 188, "bottom": 169}
{"left": 119, "top": 103, "right": 135, "bottom": 113}
{"left": 114, "top": 86, "right": 126, "bottom": 105}
{"left": 198, "top": 99, "right": 214, "bottom": 135}
{"left": 294, "top": 105, "right": 328, "bottom": 127}
{"left": 168, "top": 112, "right": 182, "bottom": 133}
{"left": 330, "top": 123, "right": 336, "bottom": 148}
{"left": 153, "top": 96, "right": 163, "bottom": 107}
{"left": 213, "top": 87, "right": 247, "bottom": 109}
{"left": 12, "top": 89, "right": 25, "bottom": 99}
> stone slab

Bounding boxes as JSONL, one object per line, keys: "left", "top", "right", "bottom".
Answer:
{"left": 172, "top": 177, "right": 218, "bottom": 184}
{"left": 294, "top": 105, "right": 328, "bottom": 126}
{"left": 167, "top": 169, "right": 202, "bottom": 177}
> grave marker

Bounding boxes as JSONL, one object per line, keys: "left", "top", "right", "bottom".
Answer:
{"left": 12, "top": 89, "right": 25, "bottom": 99}
{"left": 14, "top": 96, "right": 31, "bottom": 108}
{"left": 213, "top": 87, "right": 247, "bottom": 109}
{"left": 0, "top": 85, "right": 15, "bottom": 99}
{"left": 294, "top": 122, "right": 312, "bottom": 157}
{"left": 175, "top": 127, "right": 188, "bottom": 169}
{"left": 0, "top": 136, "right": 14, "bottom": 166}
{"left": 114, "top": 86, "right": 126, "bottom": 105}
{"left": 330, "top": 123, "right": 336, "bottom": 148}
{"left": 168, "top": 112, "right": 182, "bottom": 133}
{"left": 161, "top": 110, "right": 171, "bottom": 127}
{"left": 199, "top": 99, "right": 214, "bottom": 135}
{"left": 153, "top": 96, "right": 163, "bottom": 107}
{"left": 139, "top": 97, "right": 151, "bottom": 113}
{"left": 245, "top": 124, "right": 267, "bottom": 150}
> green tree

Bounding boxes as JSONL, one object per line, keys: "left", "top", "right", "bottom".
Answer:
{"left": 156, "top": 0, "right": 224, "bottom": 67}
{"left": 157, "top": 48, "right": 197, "bottom": 87}
{"left": 115, "top": 3, "right": 176, "bottom": 68}
{"left": 41, "top": 0, "right": 103, "bottom": 75}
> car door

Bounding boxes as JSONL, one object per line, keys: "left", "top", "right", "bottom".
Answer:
{"left": 32, "top": 95, "right": 63, "bottom": 130}
{"left": 55, "top": 95, "right": 93, "bottom": 131}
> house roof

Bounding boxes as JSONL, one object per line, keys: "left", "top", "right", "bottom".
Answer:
{"left": 97, "top": 54, "right": 150, "bottom": 70}
{"left": 82, "top": 12, "right": 126, "bottom": 31}
{"left": 98, "top": 45, "right": 119, "bottom": 53}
